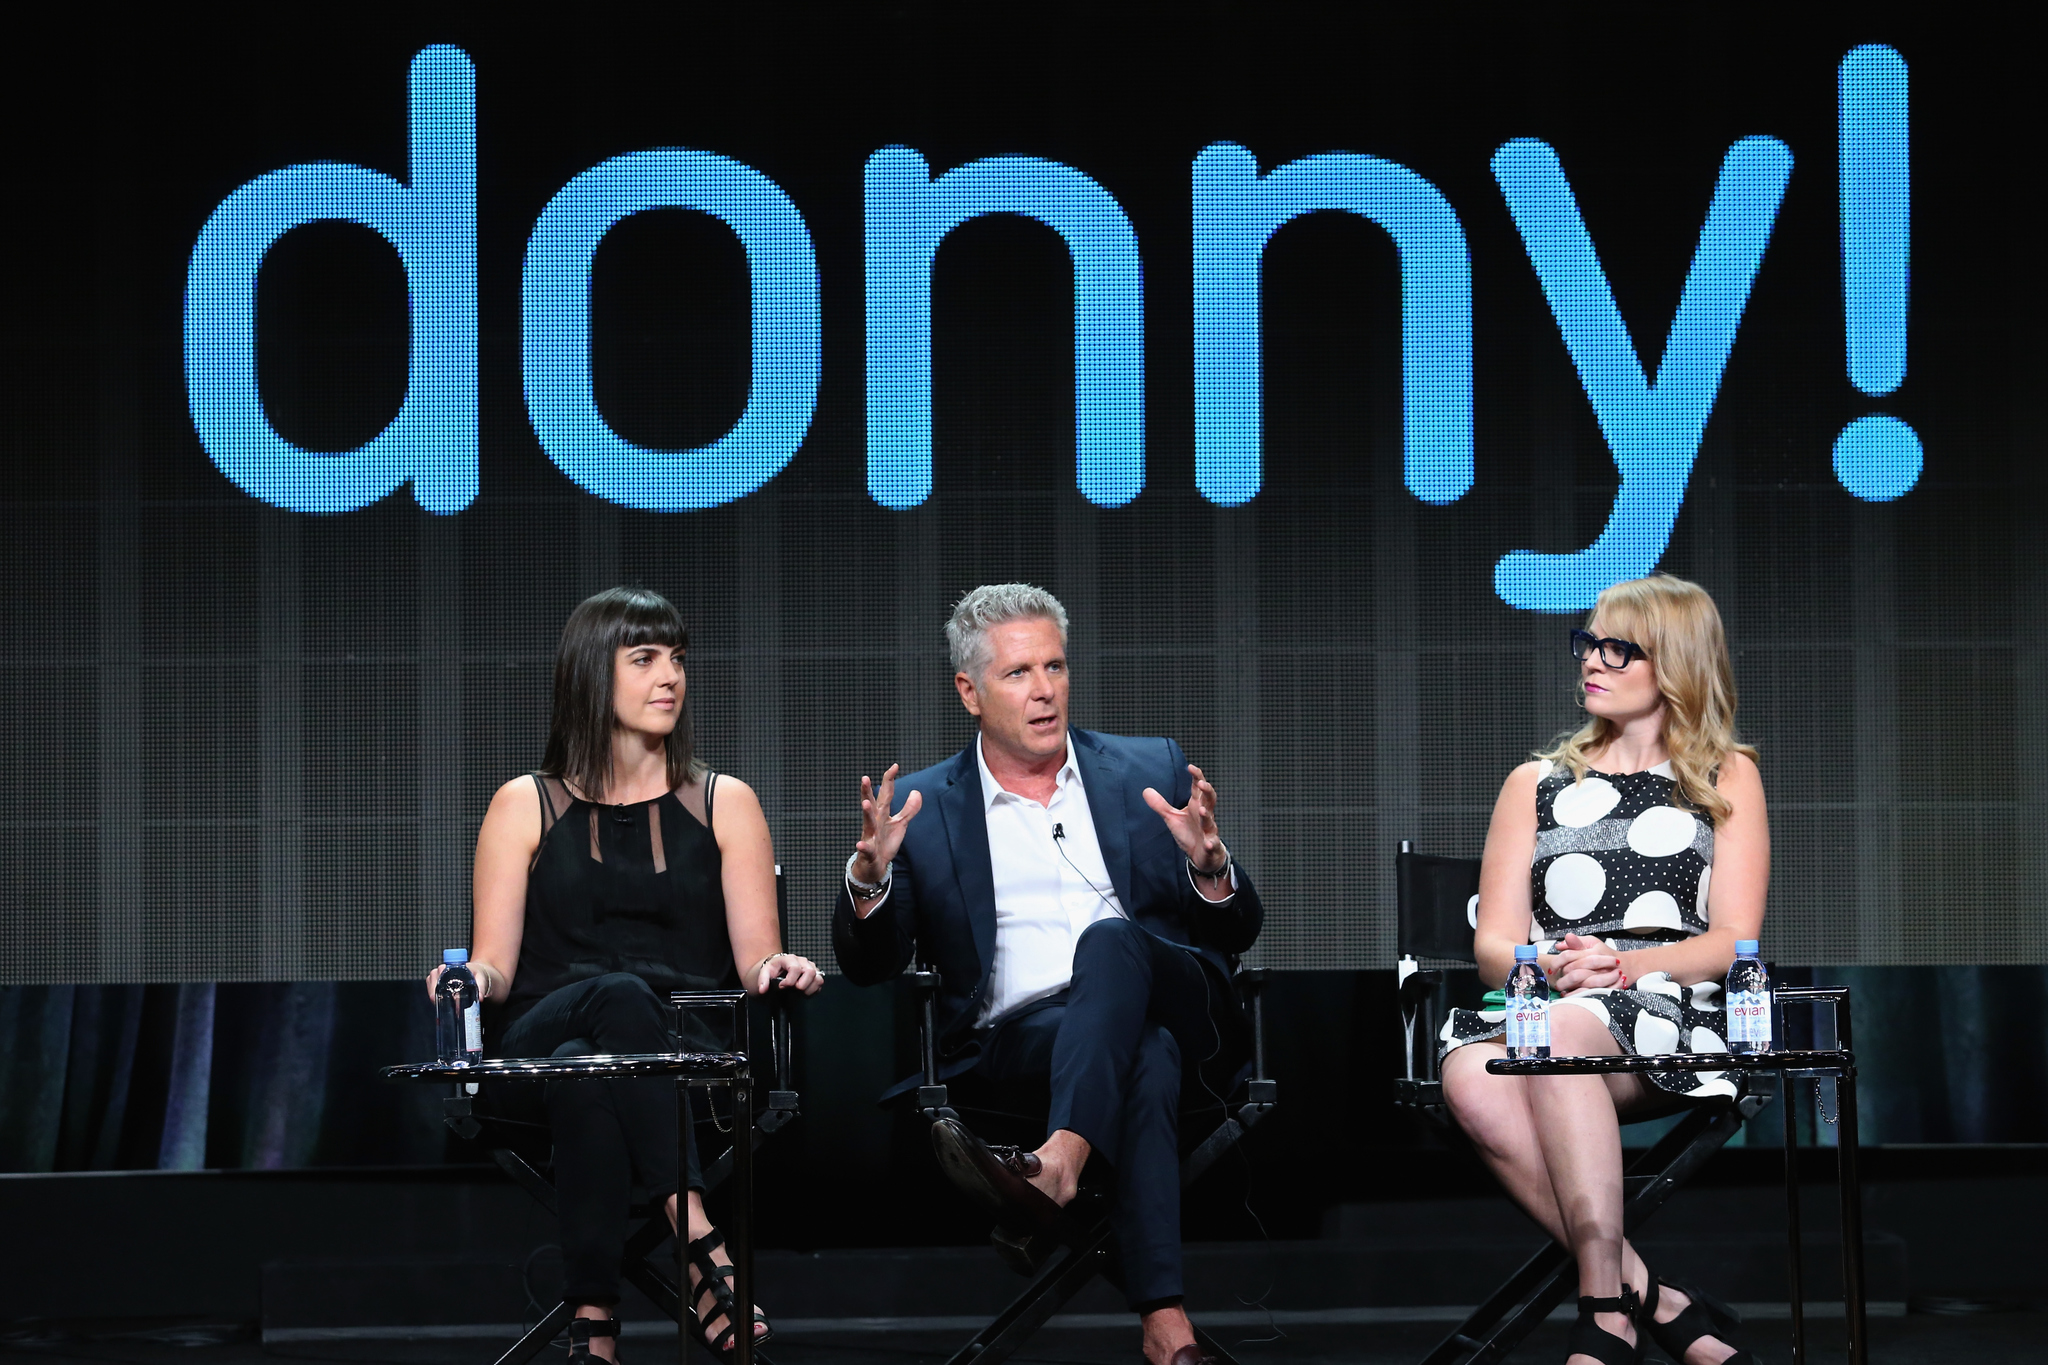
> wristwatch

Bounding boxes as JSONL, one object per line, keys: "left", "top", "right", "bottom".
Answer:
{"left": 845, "top": 851, "right": 891, "bottom": 898}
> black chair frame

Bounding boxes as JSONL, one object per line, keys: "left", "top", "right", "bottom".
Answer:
{"left": 464, "top": 991, "right": 797, "bottom": 1365}
{"left": 1489, "top": 988, "right": 1867, "bottom": 1365}
{"left": 1390, "top": 842, "right": 1772, "bottom": 1365}
{"left": 446, "top": 870, "right": 804, "bottom": 1365}
{"left": 907, "top": 958, "right": 1278, "bottom": 1365}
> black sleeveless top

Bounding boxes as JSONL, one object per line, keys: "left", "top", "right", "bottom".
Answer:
{"left": 494, "top": 772, "right": 739, "bottom": 1045}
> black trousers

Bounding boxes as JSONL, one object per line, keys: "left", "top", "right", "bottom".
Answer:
{"left": 499, "top": 973, "right": 703, "bottom": 1307}
{"left": 977, "top": 917, "right": 1248, "bottom": 1309}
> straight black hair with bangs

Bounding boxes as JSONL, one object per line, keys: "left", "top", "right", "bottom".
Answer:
{"left": 540, "top": 587, "right": 700, "bottom": 801}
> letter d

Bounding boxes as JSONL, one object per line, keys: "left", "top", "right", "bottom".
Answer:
{"left": 184, "top": 46, "right": 477, "bottom": 514}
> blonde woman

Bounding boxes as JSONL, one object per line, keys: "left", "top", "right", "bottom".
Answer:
{"left": 1440, "top": 575, "right": 1766, "bottom": 1365}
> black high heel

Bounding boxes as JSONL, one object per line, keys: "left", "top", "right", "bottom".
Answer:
{"left": 1640, "top": 1272, "right": 1760, "bottom": 1364}
{"left": 566, "top": 1316, "right": 620, "bottom": 1365}
{"left": 1567, "top": 1284, "right": 1643, "bottom": 1365}
{"left": 686, "top": 1229, "right": 772, "bottom": 1355}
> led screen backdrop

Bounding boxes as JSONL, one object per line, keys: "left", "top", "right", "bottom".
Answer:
{"left": 0, "top": 8, "right": 2036, "bottom": 982}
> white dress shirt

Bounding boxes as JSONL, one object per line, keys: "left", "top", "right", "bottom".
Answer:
{"left": 973, "top": 736, "right": 1126, "bottom": 1026}
{"left": 845, "top": 732, "right": 1239, "bottom": 1028}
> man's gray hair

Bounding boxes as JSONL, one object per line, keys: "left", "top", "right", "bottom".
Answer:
{"left": 946, "top": 583, "right": 1070, "bottom": 679}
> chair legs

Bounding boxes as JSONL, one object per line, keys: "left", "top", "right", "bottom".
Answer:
{"left": 619, "top": 1210, "right": 687, "bottom": 1323}
{"left": 494, "top": 1301, "right": 576, "bottom": 1365}
{"left": 942, "top": 1224, "right": 1249, "bottom": 1365}
{"left": 1418, "top": 1241, "right": 1574, "bottom": 1365}
{"left": 500, "top": 1206, "right": 685, "bottom": 1365}
{"left": 942, "top": 1226, "right": 1118, "bottom": 1365}
{"left": 1415, "top": 1098, "right": 1757, "bottom": 1365}
{"left": 932, "top": 1095, "right": 1275, "bottom": 1365}
{"left": 510, "top": 1213, "right": 780, "bottom": 1365}
{"left": 491, "top": 1139, "right": 783, "bottom": 1365}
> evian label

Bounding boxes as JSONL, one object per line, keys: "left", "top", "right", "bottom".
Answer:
{"left": 463, "top": 1001, "right": 483, "bottom": 1053}
{"left": 1729, "top": 989, "right": 1772, "bottom": 1046}
{"left": 1505, "top": 996, "right": 1550, "bottom": 1052}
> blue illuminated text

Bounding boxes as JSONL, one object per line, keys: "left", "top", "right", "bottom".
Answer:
{"left": 182, "top": 44, "right": 1914, "bottom": 612}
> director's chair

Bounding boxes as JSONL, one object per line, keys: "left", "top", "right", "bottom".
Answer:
{"left": 906, "top": 957, "right": 1278, "bottom": 1365}
{"left": 443, "top": 870, "right": 804, "bottom": 1365}
{"left": 1392, "top": 842, "right": 1773, "bottom": 1365}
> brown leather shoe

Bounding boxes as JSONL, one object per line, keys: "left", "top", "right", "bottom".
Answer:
{"left": 930, "top": 1118, "right": 1065, "bottom": 1237}
{"left": 1167, "top": 1346, "right": 1218, "bottom": 1365}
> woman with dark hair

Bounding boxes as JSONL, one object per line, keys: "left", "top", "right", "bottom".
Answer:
{"left": 430, "top": 587, "right": 820, "bottom": 1361}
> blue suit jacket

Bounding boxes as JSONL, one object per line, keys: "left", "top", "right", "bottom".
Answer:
{"left": 831, "top": 728, "right": 1263, "bottom": 1069}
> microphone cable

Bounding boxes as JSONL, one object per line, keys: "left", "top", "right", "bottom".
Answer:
{"left": 1050, "top": 816, "right": 1284, "bottom": 1345}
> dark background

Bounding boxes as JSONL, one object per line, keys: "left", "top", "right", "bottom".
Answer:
{"left": 1, "top": 2, "right": 2043, "bottom": 1218}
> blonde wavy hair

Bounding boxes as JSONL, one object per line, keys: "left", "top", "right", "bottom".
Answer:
{"left": 1539, "top": 574, "right": 1757, "bottom": 823}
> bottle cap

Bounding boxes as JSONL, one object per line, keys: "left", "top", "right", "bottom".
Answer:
{"left": 1513, "top": 944, "right": 1539, "bottom": 960}
{"left": 1734, "top": 939, "right": 1759, "bottom": 955}
{"left": 442, "top": 948, "right": 470, "bottom": 965}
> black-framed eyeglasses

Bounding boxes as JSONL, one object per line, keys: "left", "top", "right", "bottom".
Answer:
{"left": 1570, "top": 629, "right": 1648, "bottom": 669}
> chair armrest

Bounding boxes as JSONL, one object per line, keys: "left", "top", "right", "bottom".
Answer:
{"left": 1398, "top": 968, "right": 1445, "bottom": 1011}
{"left": 1775, "top": 984, "right": 1855, "bottom": 1052}
{"left": 909, "top": 965, "right": 950, "bottom": 1117}
{"left": 1396, "top": 962, "right": 1447, "bottom": 1085}
{"left": 1234, "top": 967, "right": 1269, "bottom": 1074}
{"left": 767, "top": 986, "right": 797, "bottom": 1094}
{"left": 764, "top": 988, "right": 801, "bottom": 1123}
{"left": 1230, "top": 968, "right": 1278, "bottom": 1107}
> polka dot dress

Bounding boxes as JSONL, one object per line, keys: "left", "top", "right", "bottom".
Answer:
{"left": 1439, "top": 759, "right": 1739, "bottom": 1100}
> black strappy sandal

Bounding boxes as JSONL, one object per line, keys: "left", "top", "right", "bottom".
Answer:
{"left": 686, "top": 1230, "right": 772, "bottom": 1355}
{"left": 1641, "top": 1272, "right": 1761, "bottom": 1364}
{"left": 566, "top": 1316, "right": 620, "bottom": 1365}
{"left": 1567, "top": 1285, "right": 1643, "bottom": 1365}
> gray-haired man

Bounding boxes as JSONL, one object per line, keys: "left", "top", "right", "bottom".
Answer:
{"left": 832, "top": 584, "right": 1263, "bottom": 1365}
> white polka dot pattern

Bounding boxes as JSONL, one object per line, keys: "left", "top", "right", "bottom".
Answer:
{"left": 1622, "top": 890, "right": 1683, "bottom": 931}
{"left": 1633, "top": 1008, "right": 1680, "bottom": 1055}
{"left": 1435, "top": 761, "right": 1746, "bottom": 1104}
{"left": 1524, "top": 763, "right": 1713, "bottom": 946}
{"left": 1627, "top": 805, "right": 1697, "bottom": 857}
{"left": 1551, "top": 776, "right": 1620, "bottom": 827}
{"left": 1544, "top": 853, "right": 1606, "bottom": 920}
{"left": 1636, "top": 972, "right": 1683, "bottom": 998}
{"left": 1559, "top": 994, "right": 1611, "bottom": 1028}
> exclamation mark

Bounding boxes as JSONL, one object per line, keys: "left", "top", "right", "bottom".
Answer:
{"left": 1834, "top": 43, "right": 1920, "bottom": 501}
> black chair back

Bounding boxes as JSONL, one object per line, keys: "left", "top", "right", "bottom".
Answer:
{"left": 1396, "top": 848, "right": 1482, "bottom": 962}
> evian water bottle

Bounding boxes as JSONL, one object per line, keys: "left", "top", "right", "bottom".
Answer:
{"left": 1504, "top": 944, "right": 1551, "bottom": 1060}
{"left": 1726, "top": 938, "right": 1772, "bottom": 1054}
{"left": 436, "top": 948, "right": 484, "bottom": 1066}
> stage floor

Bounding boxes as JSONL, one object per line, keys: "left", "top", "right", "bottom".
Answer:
{"left": 5, "top": 1310, "right": 2045, "bottom": 1365}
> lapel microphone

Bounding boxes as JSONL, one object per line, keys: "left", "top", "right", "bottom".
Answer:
{"left": 1051, "top": 819, "right": 1129, "bottom": 923}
